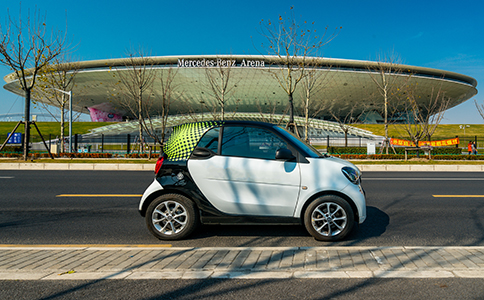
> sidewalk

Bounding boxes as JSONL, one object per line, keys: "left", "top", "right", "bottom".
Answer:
{"left": 0, "top": 162, "right": 483, "bottom": 171}
{"left": 1, "top": 246, "right": 483, "bottom": 280}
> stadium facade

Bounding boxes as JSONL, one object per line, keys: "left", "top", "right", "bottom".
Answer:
{"left": 2, "top": 55, "right": 478, "bottom": 129}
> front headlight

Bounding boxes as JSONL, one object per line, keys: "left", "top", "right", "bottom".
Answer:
{"left": 342, "top": 166, "right": 360, "bottom": 185}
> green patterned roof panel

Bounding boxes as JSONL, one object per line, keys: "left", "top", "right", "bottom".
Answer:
{"left": 163, "top": 121, "right": 223, "bottom": 161}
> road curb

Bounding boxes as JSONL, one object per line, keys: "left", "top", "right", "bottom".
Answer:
{"left": 0, "top": 163, "right": 483, "bottom": 171}
{"left": 0, "top": 163, "right": 154, "bottom": 171}
{"left": 356, "top": 164, "right": 484, "bottom": 172}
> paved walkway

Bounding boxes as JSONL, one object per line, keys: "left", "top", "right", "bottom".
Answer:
{"left": 1, "top": 246, "right": 484, "bottom": 280}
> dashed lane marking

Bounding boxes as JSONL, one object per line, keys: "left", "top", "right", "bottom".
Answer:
{"left": 433, "top": 195, "right": 484, "bottom": 198}
{"left": 56, "top": 194, "right": 143, "bottom": 197}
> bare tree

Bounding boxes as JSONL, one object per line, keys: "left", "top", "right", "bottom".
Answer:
{"left": 116, "top": 51, "right": 157, "bottom": 152}
{"left": 297, "top": 58, "right": 332, "bottom": 142}
{"left": 179, "top": 92, "right": 217, "bottom": 122}
{"left": 367, "top": 53, "right": 409, "bottom": 153}
{"left": 203, "top": 57, "right": 239, "bottom": 121}
{"left": 399, "top": 84, "right": 451, "bottom": 149}
{"left": 475, "top": 99, "right": 484, "bottom": 121}
{"left": 257, "top": 7, "right": 340, "bottom": 132}
{"left": 153, "top": 67, "right": 179, "bottom": 145}
{"left": 256, "top": 97, "right": 288, "bottom": 126}
{"left": 329, "top": 100, "right": 365, "bottom": 147}
{"left": 34, "top": 55, "right": 80, "bottom": 152}
{"left": 0, "top": 7, "right": 65, "bottom": 160}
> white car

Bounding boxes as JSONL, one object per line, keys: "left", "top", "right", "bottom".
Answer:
{"left": 139, "top": 121, "right": 366, "bottom": 241}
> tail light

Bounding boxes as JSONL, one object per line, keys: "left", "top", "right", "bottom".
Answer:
{"left": 154, "top": 154, "right": 166, "bottom": 174}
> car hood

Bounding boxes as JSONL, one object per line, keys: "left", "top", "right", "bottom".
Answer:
{"left": 319, "top": 155, "right": 360, "bottom": 170}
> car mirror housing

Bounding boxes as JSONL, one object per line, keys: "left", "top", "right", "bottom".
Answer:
{"left": 191, "top": 147, "right": 215, "bottom": 159}
{"left": 275, "top": 148, "right": 295, "bottom": 160}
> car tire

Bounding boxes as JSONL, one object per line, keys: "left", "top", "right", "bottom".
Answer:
{"left": 304, "top": 195, "right": 354, "bottom": 241}
{"left": 146, "top": 194, "right": 199, "bottom": 240}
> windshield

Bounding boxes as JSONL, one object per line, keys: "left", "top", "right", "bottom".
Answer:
{"left": 274, "top": 126, "right": 323, "bottom": 158}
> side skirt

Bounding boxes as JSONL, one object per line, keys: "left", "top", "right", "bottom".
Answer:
{"left": 201, "top": 215, "right": 301, "bottom": 225}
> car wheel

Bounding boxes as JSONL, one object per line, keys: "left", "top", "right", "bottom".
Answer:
{"left": 304, "top": 195, "right": 354, "bottom": 241}
{"left": 146, "top": 194, "right": 199, "bottom": 240}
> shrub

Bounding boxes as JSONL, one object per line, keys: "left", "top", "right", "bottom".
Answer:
{"left": 328, "top": 146, "right": 462, "bottom": 155}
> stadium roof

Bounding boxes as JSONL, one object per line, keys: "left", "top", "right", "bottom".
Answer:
{"left": 3, "top": 55, "right": 478, "bottom": 124}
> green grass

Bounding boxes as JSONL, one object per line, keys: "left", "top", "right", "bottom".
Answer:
{"left": 353, "top": 124, "right": 484, "bottom": 140}
{"left": 0, "top": 121, "right": 115, "bottom": 138}
{"left": 2, "top": 122, "right": 481, "bottom": 142}
{"left": 352, "top": 124, "right": 484, "bottom": 148}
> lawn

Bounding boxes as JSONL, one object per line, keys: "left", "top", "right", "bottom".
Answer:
{"left": 0, "top": 122, "right": 115, "bottom": 139}
{"left": 1, "top": 121, "right": 482, "bottom": 149}
{"left": 353, "top": 124, "right": 484, "bottom": 147}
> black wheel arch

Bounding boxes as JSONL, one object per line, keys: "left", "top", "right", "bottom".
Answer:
{"left": 299, "top": 190, "right": 359, "bottom": 224}
{"left": 139, "top": 188, "right": 198, "bottom": 217}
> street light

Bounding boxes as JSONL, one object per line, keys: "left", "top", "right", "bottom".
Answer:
{"left": 49, "top": 88, "right": 73, "bottom": 152}
{"left": 459, "top": 124, "right": 470, "bottom": 138}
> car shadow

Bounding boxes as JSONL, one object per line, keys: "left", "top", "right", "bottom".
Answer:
{"left": 185, "top": 206, "right": 388, "bottom": 245}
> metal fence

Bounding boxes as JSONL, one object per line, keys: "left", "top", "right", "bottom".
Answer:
{"left": 2, "top": 134, "right": 162, "bottom": 154}
{"left": 1, "top": 133, "right": 481, "bottom": 155}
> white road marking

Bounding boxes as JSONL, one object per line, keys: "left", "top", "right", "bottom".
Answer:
{"left": 364, "top": 178, "right": 484, "bottom": 180}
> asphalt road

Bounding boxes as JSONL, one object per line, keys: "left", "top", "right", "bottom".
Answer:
{"left": 1, "top": 169, "right": 484, "bottom": 299}
{"left": 0, "top": 170, "right": 484, "bottom": 247}
{"left": 2, "top": 278, "right": 483, "bottom": 300}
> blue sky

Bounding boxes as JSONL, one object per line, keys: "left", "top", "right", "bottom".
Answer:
{"left": 1, "top": 0, "right": 483, "bottom": 124}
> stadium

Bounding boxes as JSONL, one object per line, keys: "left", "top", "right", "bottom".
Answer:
{"left": 2, "top": 55, "right": 478, "bottom": 139}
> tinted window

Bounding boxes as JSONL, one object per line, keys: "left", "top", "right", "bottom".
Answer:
{"left": 221, "top": 126, "right": 289, "bottom": 160}
{"left": 274, "top": 126, "right": 322, "bottom": 158}
{"left": 196, "top": 127, "right": 220, "bottom": 153}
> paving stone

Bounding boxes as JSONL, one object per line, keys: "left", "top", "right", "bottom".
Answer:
{"left": 279, "top": 250, "right": 295, "bottom": 269}
{"left": 215, "top": 250, "right": 241, "bottom": 269}
{"left": 253, "top": 250, "right": 272, "bottom": 270}
{"left": 227, "top": 250, "right": 251, "bottom": 269}
{"left": 1, "top": 246, "right": 483, "bottom": 280}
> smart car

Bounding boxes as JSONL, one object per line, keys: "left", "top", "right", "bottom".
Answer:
{"left": 139, "top": 121, "right": 366, "bottom": 241}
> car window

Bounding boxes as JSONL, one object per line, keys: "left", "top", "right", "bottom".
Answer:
{"left": 196, "top": 127, "right": 220, "bottom": 153}
{"left": 274, "top": 126, "right": 323, "bottom": 158}
{"left": 221, "top": 126, "right": 289, "bottom": 160}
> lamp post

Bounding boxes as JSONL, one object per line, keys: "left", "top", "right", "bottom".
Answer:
{"left": 50, "top": 88, "right": 73, "bottom": 152}
{"left": 459, "top": 124, "right": 470, "bottom": 138}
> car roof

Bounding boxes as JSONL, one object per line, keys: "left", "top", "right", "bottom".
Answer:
{"left": 164, "top": 121, "right": 280, "bottom": 161}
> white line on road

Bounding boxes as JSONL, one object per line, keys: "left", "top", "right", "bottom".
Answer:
{"left": 364, "top": 178, "right": 484, "bottom": 180}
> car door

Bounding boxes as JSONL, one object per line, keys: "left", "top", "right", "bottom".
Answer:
{"left": 188, "top": 125, "right": 301, "bottom": 217}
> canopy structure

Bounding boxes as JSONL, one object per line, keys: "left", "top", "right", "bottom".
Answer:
{"left": 3, "top": 55, "right": 478, "bottom": 126}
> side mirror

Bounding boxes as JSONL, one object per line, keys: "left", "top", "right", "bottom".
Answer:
{"left": 275, "top": 148, "right": 295, "bottom": 160}
{"left": 191, "top": 147, "right": 215, "bottom": 159}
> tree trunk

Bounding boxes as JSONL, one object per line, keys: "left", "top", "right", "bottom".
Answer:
{"left": 305, "top": 93, "right": 309, "bottom": 143}
{"left": 23, "top": 88, "right": 31, "bottom": 161}
{"left": 288, "top": 93, "right": 294, "bottom": 132}
{"left": 383, "top": 81, "right": 389, "bottom": 155}
{"left": 138, "top": 90, "right": 143, "bottom": 153}
{"left": 60, "top": 101, "right": 65, "bottom": 153}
